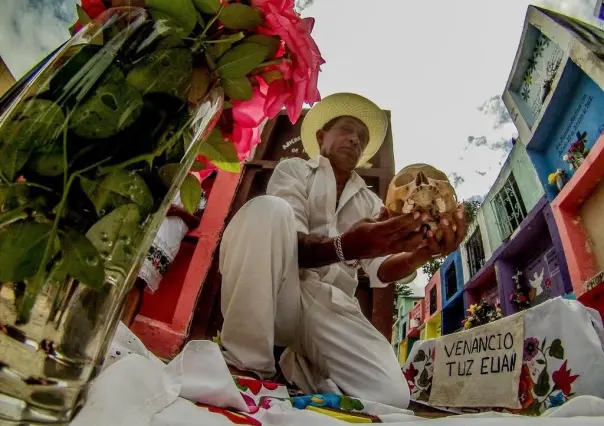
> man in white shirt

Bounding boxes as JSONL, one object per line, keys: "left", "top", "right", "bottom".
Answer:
{"left": 219, "top": 93, "right": 467, "bottom": 408}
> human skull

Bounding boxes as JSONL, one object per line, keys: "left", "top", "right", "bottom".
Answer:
{"left": 386, "top": 164, "right": 458, "bottom": 218}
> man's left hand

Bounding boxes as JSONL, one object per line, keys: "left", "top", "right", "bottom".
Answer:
{"left": 418, "top": 204, "right": 468, "bottom": 260}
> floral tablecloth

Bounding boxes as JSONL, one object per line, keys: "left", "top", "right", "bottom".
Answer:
{"left": 68, "top": 298, "right": 604, "bottom": 425}
{"left": 402, "top": 298, "right": 604, "bottom": 415}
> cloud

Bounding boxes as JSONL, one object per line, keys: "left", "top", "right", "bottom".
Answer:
{"left": 478, "top": 95, "right": 513, "bottom": 130}
{"left": 465, "top": 135, "right": 488, "bottom": 150}
{"left": 449, "top": 172, "right": 465, "bottom": 189}
{"left": 0, "top": 0, "right": 76, "bottom": 79}
{"left": 489, "top": 138, "right": 513, "bottom": 153}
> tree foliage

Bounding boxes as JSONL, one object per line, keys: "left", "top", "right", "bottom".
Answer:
{"left": 295, "top": 0, "right": 315, "bottom": 12}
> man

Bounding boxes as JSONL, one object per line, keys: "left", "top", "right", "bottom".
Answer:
{"left": 219, "top": 93, "right": 466, "bottom": 408}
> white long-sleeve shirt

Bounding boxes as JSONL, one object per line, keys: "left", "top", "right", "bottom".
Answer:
{"left": 266, "top": 155, "right": 394, "bottom": 297}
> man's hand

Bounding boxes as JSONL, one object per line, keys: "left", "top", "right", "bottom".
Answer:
{"left": 340, "top": 210, "right": 431, "bottom": 260}
{"left": 418, "top": 204, "right": 468, "bottom": 259}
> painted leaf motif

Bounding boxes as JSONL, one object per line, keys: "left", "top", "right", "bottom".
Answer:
{"left": 417, "top": 368, "right": 430, "bottom": 388}
{"left": 548, "top": 339, "right": 564, "bottom": 360}
{"left": 198, "top": 129, "right": 241, "bottom": 172}
{"left": 414, "top": 350, "right": 427, "bottom": 362}
{"left": 219, "top": 4, "right": 262, "bottom": 30}
{"left": 0, "top": 222, "right": 54, "bottom": 282}
{"left": 541, "top": 337, "right": 547, "bottom": 352}
{"left": 81, "top": 170, "right": 154, "bottom": 216}
{"left": 86, "top": 204, "right": 142, "bottom": 270}
{"left": 216, "top": 43, "right": 270, "bottom": 79}
{"left": 60, "top": 232, "right": 105, "bottom": 290}
{"left": 534, "top": 370, "right": 550, "bottom": 397}
{"left": 180, "top": 173, "right": 202, "bottom": 214}
{"left": 222, "top": 77, "right": 253, "bottom": 101}
{"left": 193, "top": 0, "right": 221, "bottom": 14}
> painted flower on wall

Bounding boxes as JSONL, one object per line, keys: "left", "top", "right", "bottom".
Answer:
{"left": 523, "top": 337, "right": 540, "bottom": 361}
{"left": 552, "top": 361, "right": 579, "bottom": 396}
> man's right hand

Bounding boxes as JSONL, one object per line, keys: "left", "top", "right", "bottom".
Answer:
{"left": 340, "top": 211, "right": 431, "bottom": 260}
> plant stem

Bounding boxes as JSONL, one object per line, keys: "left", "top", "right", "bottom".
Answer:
{"left": 8, "top": 181, "right": 56, "bottom": 194}
{"left": 62, "top": 122, "right": 68, "bottom": 190}
{"left": 19, "top": 157, "right": 112, "bottom": 320}
{"left": 191, "top": 4, "right": 225, "bottom": 53}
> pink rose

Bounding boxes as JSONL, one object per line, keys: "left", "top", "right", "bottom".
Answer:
{"left": 256, "top": 1, "right": 324, "bottom": 123}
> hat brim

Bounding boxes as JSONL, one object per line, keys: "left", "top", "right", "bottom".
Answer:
{"left": 301, "top": 93, "right": 388, "bottom": 167}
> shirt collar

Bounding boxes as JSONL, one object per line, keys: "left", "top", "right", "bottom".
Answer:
{"left": 306, "top": 155, "right": 368, "bottom": 191}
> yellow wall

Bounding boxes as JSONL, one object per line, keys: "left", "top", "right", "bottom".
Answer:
{"left": 580, "top": 181, "right": 604, "bottom": 271}
{"left": 419, "top": 326, "right": 426, "bottom": 340}
{"left": 0, "top": 57, "right": 15, "bottom": 98}
{"left": 398, "top": 339, "right": 409, "bottom": 365}
{"left": 425, "top": 313, "right": 442, "bottom": 339}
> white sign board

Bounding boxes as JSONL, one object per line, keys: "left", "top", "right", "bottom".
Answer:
{"left": 429, "top": 313, "right": 524, "bottom": 408}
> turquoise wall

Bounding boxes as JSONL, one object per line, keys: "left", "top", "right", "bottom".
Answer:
{"left": 482, "top": 143, "right": 544, "bottom": 252}
{"left": 528, "top": 61, "right": 604, "bottom": 200}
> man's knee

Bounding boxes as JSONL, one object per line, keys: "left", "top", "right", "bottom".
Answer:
{"left": 372, "top": 373, "right": 410, "bottom": 409}
{"left": 224, "top": 195, "right": 295, "bottom": 239}
{"left": 244, "top": 195, "right": 294, "bottom": 221}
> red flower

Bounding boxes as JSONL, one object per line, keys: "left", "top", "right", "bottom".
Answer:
{"left": 200, "top": 404, "right": 261, "bottom": 425}
{"left": 518, "top": 365, "right": 535, "bottom": 409}
{"left": 544, "top": 278, "right": 551, "bottom": 289}
{"left": 403, "top": 363, "right": 418, "bottom": 389}
{"left": 552, "top": 361, "right": 579, "bottom": 396}
{"left": 82, "top": 0, "right": 108, "bottom": 19}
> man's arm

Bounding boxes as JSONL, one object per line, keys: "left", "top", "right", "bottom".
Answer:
{"left": 297, "top": 233, "right": 340, "bottom": 269}
{"left": 377, "top": 250, "right": 431, "bottom": 283}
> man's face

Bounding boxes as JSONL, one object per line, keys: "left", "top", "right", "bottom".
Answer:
{"left": 316, "top": 116, "right": 370, "bottom": 172}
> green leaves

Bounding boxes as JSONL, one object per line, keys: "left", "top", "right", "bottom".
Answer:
{"left": 534, "top": 370, "right": 551, "bottom": 397}
{"left": 548, "top": 339, "right": 564, "bottom": 359}
{"left": 159, "top": 163, "right": 181, "bottom": 187}
{"left": 147, "top": 0, "right": 198, "bottom": 36}
{"left": 81, "top": 170, "right": 154, "bottom": 216}
{"left": 219, "top": 4, "right": 262, "bottom": 30}
{"left": 60, "top": 232, "right": 105, "bottom": 289}
{"left": 198, "top": 129, "right": 240, "bottom": 172}
{"left": 222, "top": 77, "right": 253, "bottom": 100}
{"left": 126, "top": 48, "right": 193, "bottom": 102}
{"left": 180, "top": 174, "right": 202, "bottom": 214}
{"left": 216, "top": 42, "right": 270, "bottom": 78}
{"left": 69, "top": 83, "right": 143, "bottom": 139}
{"left": 0, "top": 222, "right": 55, "bottom": 283}
{"left": 193, "top": 0, "right": 221, "bottom": 14}
{"left": 246, "top": 35, "right": 280, "bottom": 59}
{"left": 86, "top": 204, "right": 142, "bottom": 270}
{"left": 417, "top": 368, "right": 431, "bottom": 388}
{"left": 0, "top": 99, "right": 66, "bottom": 180}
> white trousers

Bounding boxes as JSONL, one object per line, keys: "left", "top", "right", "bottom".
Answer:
{"left": 219, "top": 195, "right": 410, "bottom": 408}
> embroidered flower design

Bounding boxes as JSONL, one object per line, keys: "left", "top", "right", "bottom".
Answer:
{"left": 552, "top": 361, "right": 579, "bottom": 396}
{"left": 548, "top": 392, "right": 566, "bottom": 408}
{"left": 518, "top": 365, "right": 536, "bottom": 409}
{"left": 544, "top": 278, "right": 552, "bottom": 289}
{"left": 523, "top": 337, "right": 540, "bottom": 361}
{"left": 403, "top": 363, "right": 418, "bottom": 390}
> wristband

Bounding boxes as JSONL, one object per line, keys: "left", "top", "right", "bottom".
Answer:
{"left": 334, "top": 235, "right": 360, "bottom": 269}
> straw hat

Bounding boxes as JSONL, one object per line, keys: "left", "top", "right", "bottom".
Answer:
{"left": 301, "top": 93, "right": 388, "bottom": 167}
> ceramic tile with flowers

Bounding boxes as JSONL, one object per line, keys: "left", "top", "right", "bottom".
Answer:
{"left": 403, "top": 345, "right": 436, "bottom": 402}
{"left": 514, "top": 336, "right": 579, "bottom": 415}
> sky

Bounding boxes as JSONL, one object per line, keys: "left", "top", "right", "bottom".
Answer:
{"left": 1, "top": 0, "right": 603, "bottom": 286}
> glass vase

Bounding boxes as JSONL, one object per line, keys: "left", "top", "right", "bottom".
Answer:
{"left": 0, "top": 8, "right": 223, "bottom": 424}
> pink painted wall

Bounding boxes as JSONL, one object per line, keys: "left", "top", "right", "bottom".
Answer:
{"left": 551, "top": 134, "right": 604, "bottom": 301}
{"left": 424, "top": 271, "right": 442, "bottom": 323}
